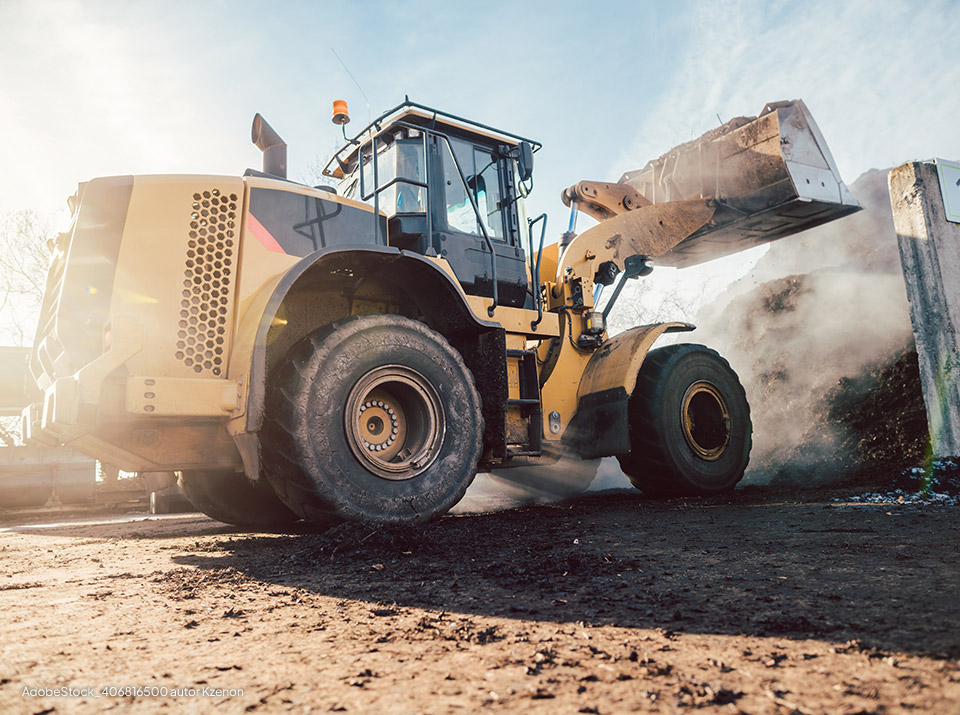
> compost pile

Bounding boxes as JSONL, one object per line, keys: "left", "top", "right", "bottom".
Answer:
{"left": 693, "top": 169, "right": 929, "bottom": 485}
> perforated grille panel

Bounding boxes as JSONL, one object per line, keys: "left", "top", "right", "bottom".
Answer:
{"left": 176, "top": 188, "right": 237, "bottom": 376}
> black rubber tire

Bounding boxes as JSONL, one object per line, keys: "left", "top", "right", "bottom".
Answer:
{"left": 262, "top": 315, "right": 484, "bottom": 524}
{"left": 617, "top": 344, "right": 751, "bottom": 496}
{"left": 177, "top": 469, "right": 299, "bottom": 527}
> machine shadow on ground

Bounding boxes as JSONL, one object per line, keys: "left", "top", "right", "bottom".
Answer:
{"left": 147, "top": 487, "right": 960, "bottom": 661}
{"left": 5, "top": 484, "right": 958, "bottom": 660}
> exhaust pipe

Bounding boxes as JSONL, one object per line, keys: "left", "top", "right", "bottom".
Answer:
{"left": 251, "top": 113, "right": 287, "bottom": 178}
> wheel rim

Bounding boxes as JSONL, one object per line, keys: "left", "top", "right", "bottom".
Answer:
{"left": 680, "top": 381, "right": 731, "bottom": 461}
{"left": 344, "top": 365, "right": 445, "bottom": 481}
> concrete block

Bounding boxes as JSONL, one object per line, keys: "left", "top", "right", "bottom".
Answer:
{"left": 889, "top": 161, "right": 960, "bottom": 457}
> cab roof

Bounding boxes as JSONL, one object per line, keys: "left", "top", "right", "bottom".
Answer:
{"left": 323, "top": 98, "right": 541, "bottom": 179}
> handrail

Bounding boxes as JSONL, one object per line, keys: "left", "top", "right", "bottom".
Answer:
{"left": 363, "top": 176, "right": 428, "bottom": 195}
{"left": 324, "top": 97, "right": 541, "bottom": 179}
{"left": 527, "top": 213, "right": 547, "bottom": 328}
{"left": 357, "top": 129, "right": 425, "bottom": 246}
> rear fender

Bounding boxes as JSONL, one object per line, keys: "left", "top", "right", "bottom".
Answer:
{"left": 572, "top": 322, "right": 693, "bottom": 459}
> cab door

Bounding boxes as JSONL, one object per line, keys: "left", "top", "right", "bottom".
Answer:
{"left": 430, "top": 135, "right": 528, "bottom": 308}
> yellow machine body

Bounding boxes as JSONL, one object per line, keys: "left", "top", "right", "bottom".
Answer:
{"left": 22, "top": 100, "right": 859, "bottom": 513}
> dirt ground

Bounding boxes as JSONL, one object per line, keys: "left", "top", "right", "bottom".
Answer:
{"left": 1, "top": 482, "right": 959, "bottom": 715}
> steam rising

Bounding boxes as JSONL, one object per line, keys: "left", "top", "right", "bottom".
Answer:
{"left": 690, "top": 169, "right": 920, "bottom": 483}
{"left": 452, "top": 169, "right": 919, "bottom": 513}
{"left": 452, "top": 454, "right": 608, "bottom": 515}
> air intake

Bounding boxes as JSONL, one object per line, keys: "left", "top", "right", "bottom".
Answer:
{"left": 177, "top": 188, "right": 236, "bottom": 376}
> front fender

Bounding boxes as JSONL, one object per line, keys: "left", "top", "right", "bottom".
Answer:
{"left": 572, "top": 322, "right": 694, "bottom": 459}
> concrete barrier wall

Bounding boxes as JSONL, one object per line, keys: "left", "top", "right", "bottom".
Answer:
{"left": 0, "top": 447, "right": 97, "bottom": 508}
{"left": 889, "top": 161, "right": 960, "bottom": 457}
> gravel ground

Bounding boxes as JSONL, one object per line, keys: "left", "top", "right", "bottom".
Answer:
{"left": 2, "top": 481, "right": 959, "bottom": 714}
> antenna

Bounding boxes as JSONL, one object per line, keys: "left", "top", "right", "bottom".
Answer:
{"left": 330, "top": 47, "right": 371, "bottom": 124}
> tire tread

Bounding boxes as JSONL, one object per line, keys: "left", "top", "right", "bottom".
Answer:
{"left": 261, "top": 315, "right": 484, "bottom": 523}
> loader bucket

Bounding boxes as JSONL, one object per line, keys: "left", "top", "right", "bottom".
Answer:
{"left": 619, "top": 100, "right": 860, "bottom": 267}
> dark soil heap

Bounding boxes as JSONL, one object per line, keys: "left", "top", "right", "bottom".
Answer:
{"left": 827, "top": 344, "right": 929, "bottom": 480}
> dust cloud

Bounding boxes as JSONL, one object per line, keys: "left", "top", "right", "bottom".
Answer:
{"left": 453, "top": 451, "right": 619, "bottom": 514}
{"left": 455, "top": 169, "right": 925, "bottom": 513}
{"left": 690, "top": 169, "right": 927, "bottom": 484}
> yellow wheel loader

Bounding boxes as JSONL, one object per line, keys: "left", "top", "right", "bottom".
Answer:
{"left": 23, "top": 98, "right": 859, "bottom": 526}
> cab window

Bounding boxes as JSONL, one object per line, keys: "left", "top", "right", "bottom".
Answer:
{"left": 441, "top": 137, "right": 505, "bottom": 240}
{"left": 337, "top": 139, "right": 425, "bottom": 216}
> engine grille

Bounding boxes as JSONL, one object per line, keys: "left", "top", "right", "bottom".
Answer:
{"left": 176, "top": 189, "right": 237, "bottom": 376}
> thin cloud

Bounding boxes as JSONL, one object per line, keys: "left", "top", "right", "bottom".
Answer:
{"left": 614, "top": 0, "right": 960, "bottom": 181}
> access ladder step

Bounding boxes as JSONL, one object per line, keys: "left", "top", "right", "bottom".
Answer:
{"left": 507, "top": 398, "right": 540, "bottom": 407}
{"left": 506, "top": 348, "right": 538, "bottom": 358}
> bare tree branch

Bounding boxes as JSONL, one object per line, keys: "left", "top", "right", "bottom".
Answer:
{"left": 0, "top": 210, "right": 50, "bottom": 348}
{"left": 0, "top": 210, "right": 53, "bottom": 444}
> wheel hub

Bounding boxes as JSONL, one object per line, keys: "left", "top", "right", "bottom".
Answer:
{"left": 345, "top": 365, "right": 445, "bottom": 480}
{"left": 680, "top": 381, "right": 731, "bottom": 461}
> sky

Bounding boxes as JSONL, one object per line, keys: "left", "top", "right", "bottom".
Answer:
{"left": 0, "top": 0, "right": 958, "bottom": 303}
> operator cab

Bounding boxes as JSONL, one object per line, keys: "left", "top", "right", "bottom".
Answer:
{"left": 324, "top": 100, "right": 540, "bottom": 310}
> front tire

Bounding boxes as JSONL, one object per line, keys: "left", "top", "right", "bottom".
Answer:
{"left": 617, "top": 344, "right": 751, "bottom": 496}
{"left": 262, "top": 315, "right": 484, "bottom": 524}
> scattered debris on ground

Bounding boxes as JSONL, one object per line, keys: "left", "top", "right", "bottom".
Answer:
{"left": 839, "top": 458, "right": 960, "bottom": 506}
{"left": 2, "top": 484, "right": 958, "bottom": 713}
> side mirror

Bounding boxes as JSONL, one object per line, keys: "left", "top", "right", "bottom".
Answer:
{"left": 517, "top": 141, "right": 534, "bottom": 183}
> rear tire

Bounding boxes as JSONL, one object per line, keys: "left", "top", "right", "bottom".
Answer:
{"left": 262, "top": 315, "right": 484, "bottom": 524}
{"left": 177, "top": 469, "right": 299, "bottom": 527}
{"left": 617, "top": 344, "right": 751, "bottom": 496}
